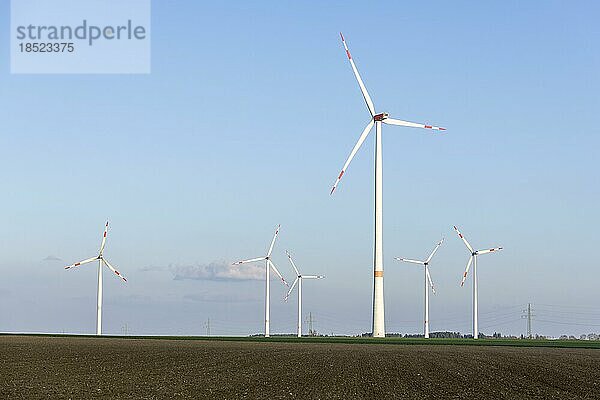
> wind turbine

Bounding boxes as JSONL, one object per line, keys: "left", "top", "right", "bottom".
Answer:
{"left": 395, "top": 238, "right": 443, "bottom": 339}
{"left": 284, "top": 250, "right": 324, "bottom": 338}
{"left": 64, "top": 221, "right": 127, "bottom": 335}
{"left": 453, "top": 225, "right": 503, "bottom": 339}
{"left": 232, "top": 225, "right": 288, "bottom": 338}
{"left": 330, "top": 33, "right": 446, "bottom": 337}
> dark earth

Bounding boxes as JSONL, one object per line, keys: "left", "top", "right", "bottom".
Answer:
{"left": 0, "top": 336, "right": 598, "bottom": 399}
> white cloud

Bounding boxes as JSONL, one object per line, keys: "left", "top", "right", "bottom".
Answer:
{"left": 170, "top": 261, "right": 264, "bottom": 282}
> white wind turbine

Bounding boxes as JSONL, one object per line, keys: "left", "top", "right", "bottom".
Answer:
{"left": 64, "top": 221, "right": 127, "bottom": 335}
{"left": 232, "top": 225, "right": 288, "bottom": 338}
{"left": 453, "top": 225, "right": 503, "bottom": 339}
{"left": 330, "top": 33, "right": 446, "bottom": 337}
{"left": 284, "top": 250, "right": 324, "bottom": 338}
{"left": 394, "top": 238, "right": 444, "bottom": 338}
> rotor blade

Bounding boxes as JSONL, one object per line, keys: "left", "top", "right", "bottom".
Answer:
{"left": 284, "top": 278, "right": 299, "bottom": 302}
{"left": 267, "top": 224, "right": 281, "bottom": 257}
{"left": 102, "top": 258, "right": 127, "bottom": 283}
{"left": 460, "top": 256, "right": 473, "bottom": 287}
{"left": 340, "top": 33, "right": 375, "bottom": 116}
{"left": 231, "top": 256, "right": 266, "bottom": 265}
{"left": 425, "top": 238, "right": 445, "bottom": 263}
{"left": 330, "top": 119, "right": 375, "bottom": 195}
{"left": 301, "top": 275, "right": 324, "bottom": 279}
{"left": 453, "top": 225, "right": 474, "bottom": 253}
{"left": 285, "top": 250, "right": 300, "bottom": 276}
{"left": 476, "top": 247, "right": 503, "bottom": 255}
{"left": 426, "top": 266, "right": 436, "bottom": 294}
{"left": 99, "top": 221, "right": 109, "bottom": 255}
{"left": 64, "top": 257, "right": 97, "bottom": 270}
{"left": 383, "top": 117, "right": 446, "bottom": 131}
{"left": 394, "top": 257, "right": 425, "bottom": 265}
{"left": 268, "top": 260, "right": 288, "bottom": 287}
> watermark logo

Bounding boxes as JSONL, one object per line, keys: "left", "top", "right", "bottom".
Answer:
{"left": 11, "top": 0, "right": 151, "bottom": 74}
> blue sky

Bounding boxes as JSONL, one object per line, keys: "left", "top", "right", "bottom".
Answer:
{"left": 0, "top": 1, "right": 599, "bottom": 337}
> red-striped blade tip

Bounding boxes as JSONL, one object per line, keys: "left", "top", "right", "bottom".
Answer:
{"left": 340, "top": 32, "right": 344, "bottom": 41}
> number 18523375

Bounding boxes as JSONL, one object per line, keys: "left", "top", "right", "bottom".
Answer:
{"left": 19, "top": 42, "right": 74, "bottom": 53}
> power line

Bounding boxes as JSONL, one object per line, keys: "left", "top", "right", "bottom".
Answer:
{"left": 536, "top": 319, "right": 600, "bottom": 327}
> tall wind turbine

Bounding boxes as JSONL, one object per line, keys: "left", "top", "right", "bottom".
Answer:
{"left": 453, "top": 226, "right": 503, "bottom": 339}
{"left": 232, "top": 225, "right": 288, "bottom": 338}
{"left": 284, "top": 250, "right": 324, "bottom": 338}
{"left": 64, "top": 221, "right": 127, "bottom": 335}
{"left": 331, "top": 33, "right": 446, "bottom": 337}
{"left": 395, "top": 238, "right": 443, "bottom": 338}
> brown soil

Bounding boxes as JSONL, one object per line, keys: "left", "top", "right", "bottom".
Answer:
{"left": 0, "top": 336, "right": 598, "bottom": 399}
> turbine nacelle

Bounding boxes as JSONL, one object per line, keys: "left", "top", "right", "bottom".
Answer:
{"left": 373, "top": 112, "right": 389, "bottom": 122}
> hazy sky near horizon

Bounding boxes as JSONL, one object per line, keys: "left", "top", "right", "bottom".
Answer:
{"left": 1, "top": 1, "right": 599, "bottom": 337}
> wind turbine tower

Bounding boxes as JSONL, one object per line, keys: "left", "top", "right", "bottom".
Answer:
{"left": 64, "top": 221, "right": 127, "bottom": 335}
{"left": 232, "top": 225, "right": 288, "bottom": 337}
{"left": 284, "top": 251, "right": 324, "bottom": 338}
{"left": 331, "top": 33, "right": 446, "bottom": 337}
{"left": 454, "top": 225, "right": 503, "bottom": 339}
{"left": 395, "top": 238, "right": 444, "bottom": 338}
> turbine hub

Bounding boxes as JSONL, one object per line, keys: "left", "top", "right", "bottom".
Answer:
{"left": 373, "top": 112, "right": 388, "bottom": 121}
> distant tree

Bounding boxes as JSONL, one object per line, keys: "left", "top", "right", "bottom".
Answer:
{"left": 430, "top": 331, "right": 463, "bottom": 339}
